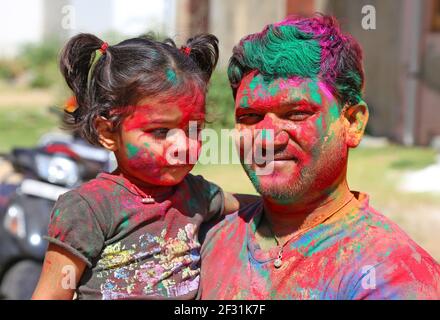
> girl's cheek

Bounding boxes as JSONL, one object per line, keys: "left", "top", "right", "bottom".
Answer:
{"left": 122, "top": 140, "right": 167, "bottom": 169}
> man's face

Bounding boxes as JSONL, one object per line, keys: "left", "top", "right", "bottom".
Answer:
{"left": 235, "top": 71, "right": 349, "bottom": 203}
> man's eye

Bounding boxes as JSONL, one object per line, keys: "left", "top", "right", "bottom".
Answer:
{"left": 150, "top": 128, "right": 170, "bottom": 138}
{"left": 236, "top": 113, "right": 263, "bottom": 125}
{"left": 286, "top": 111, "right": 313, "bottom": 121}
{"left": 186, "top": 122, "right": 205, "bottom": 134}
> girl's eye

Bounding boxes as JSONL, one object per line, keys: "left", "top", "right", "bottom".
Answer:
{"left": 150, "top": 128, "right": 170, "bottom": 138}
{"left": 286, "top": 111, "right": 313, "bottom": 121}
{"left": 236, "top": 113, "right": 263, "bottom": 125}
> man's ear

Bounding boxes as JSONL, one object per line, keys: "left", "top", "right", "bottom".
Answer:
{"left": 342, "top": 101, "right": 369, "bottom": 148}
{"left": 95, "top": 117, "right": 119, "bottom": 152}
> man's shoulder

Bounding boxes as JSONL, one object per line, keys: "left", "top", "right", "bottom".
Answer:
{"left": 331, "top": 202, "right": 439, "bottom": 278}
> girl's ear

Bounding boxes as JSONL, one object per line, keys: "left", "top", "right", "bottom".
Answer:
{"left": 342, "top": 101, "right": 369, "bottom": 148}
{"left": 95, "top": 117, "right": 119, "bottom": 151}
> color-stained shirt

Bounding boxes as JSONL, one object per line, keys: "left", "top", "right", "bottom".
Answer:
{"left": 198, "top": 192, "right": 440, "bottom": 299}
{"left": 45, "top": 172, "right": 224, "bottom": 300}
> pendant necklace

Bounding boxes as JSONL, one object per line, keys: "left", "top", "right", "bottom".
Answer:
{"left": 266, "top": 194, "right": 355, "bottom": 269}
{"left": 132, "top": 183, "right": 155, "bottom": 204}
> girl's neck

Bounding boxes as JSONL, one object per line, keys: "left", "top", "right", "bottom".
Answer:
{"left": 111, "top": 167, "right": 175, "bottom": 198}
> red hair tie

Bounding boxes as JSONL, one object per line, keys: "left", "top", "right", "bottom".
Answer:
{"left": 180, "top": 46, "right": 191, "bottom": 56}
{"left": 99, "top": 42, "right": 109, "bottom": 54}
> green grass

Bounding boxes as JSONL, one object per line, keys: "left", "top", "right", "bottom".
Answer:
{"left": 0, "top": 106, "right": 59, "bottom": 153}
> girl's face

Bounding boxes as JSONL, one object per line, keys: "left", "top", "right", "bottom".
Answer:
{"left": 114, "top": 89, "right": 205, "bottom": 187}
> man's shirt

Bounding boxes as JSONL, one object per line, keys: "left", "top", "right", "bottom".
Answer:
{"left": 199, "top": 192, "right": 440, "bottom": 299}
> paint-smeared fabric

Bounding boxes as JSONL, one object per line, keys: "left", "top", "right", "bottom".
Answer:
{"left": 45, "top": 172, "right": 224, "bottom": 300}
{"left": 198, "top": 192, "right": 440, "bottom": 299}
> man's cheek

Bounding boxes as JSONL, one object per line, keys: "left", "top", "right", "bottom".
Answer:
{"left": 235, "top": 128, "right": 255, "bottom": 164}
{"left": 288, "top": 121, "right": 320, "bottom": 149}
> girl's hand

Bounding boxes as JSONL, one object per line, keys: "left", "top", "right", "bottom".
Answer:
{"left": 223, "top": 192, "right": 260, "bottom": 215}
{"left": 32, "top": 243, "right": 86, "bottom": 300}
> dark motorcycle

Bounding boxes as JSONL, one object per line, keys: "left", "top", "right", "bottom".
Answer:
{"left": 0, "top": 132, "right": 115, "bottom": 299}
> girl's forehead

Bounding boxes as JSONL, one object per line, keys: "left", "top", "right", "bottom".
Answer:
{"left": 122, "top": 95, "right": 205, "bottom": 130}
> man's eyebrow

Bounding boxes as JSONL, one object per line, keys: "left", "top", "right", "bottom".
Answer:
{"left": 236, "top": 99, "right": 320, "bottom": 110}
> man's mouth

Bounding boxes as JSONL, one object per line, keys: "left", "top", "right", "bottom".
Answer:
{"left": 273, "top": 155, "right": 298, "bottom": 162}
{"left": 254, "top": 154, "right": 299, "bottom": 168}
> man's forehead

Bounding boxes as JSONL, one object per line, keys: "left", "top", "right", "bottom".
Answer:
{"left": 236, "top": 71, "right": 334, "bottom": 108}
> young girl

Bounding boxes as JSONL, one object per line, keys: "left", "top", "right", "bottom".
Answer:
{"left": 32, "top": 33, "right": 254, "bottom": 300}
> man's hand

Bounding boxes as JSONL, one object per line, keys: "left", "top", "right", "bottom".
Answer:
{"left": 224, "top": 192, "right": 261, "bottom": 215}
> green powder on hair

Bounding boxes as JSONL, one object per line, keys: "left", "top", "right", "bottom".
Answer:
{"left": 242, "top": 25, "right": 321, "bottom": 79}
{"left": 166, "top": 68, "right": 177, "bottom": 84}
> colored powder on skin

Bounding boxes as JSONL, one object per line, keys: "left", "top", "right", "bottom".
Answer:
{"left": 143, "top": 143, "right": 155, "bottom": 157}
{"left": 249, "top": 76, "right": 261, "bottom": 92}
{"left": 315, "top": 116, "right": 324, "bottom": 137}
{"left": 251, "top": 76, "right": 281, "bottom": 99}
{"left": 268, "top": 85, "right": 279, "bottom": 97}
{"left": 240, "top": 95, "right": 250, "bottom": 108}
{"left": 308, "top": 81, "right": 322, "bottom": 105}
{"left": 245, "top": 165, "right": 260, "bottom": 191}
{"left": 54, "top": 209, "right": 61, "bottom": 218}
{"left": 328, "top": 102, "right": 340, "bottom": 120}
{"left": 166, "top": 68, "right": 178, "bottom": 84}
{"left": 126, "top": 143, "right": 140, "bottom": 159}
{"left": 261, "top": 128, "right": 272, "bottom": 141}
{"left": 241, "top": 25, "right": 321, "bottom": 79}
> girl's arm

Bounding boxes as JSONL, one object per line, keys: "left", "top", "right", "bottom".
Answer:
{"left": 223, "top": 192, "right": 260, "bottom": 215}
{"left": 32, "top": 243, "right": 86, "bottom": 300}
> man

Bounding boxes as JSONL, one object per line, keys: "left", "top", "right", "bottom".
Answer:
{"left": 198, "top": 15, "right": 440, "bottom": 299}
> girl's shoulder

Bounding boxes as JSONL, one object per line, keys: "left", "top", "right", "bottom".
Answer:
{"left": 71, "top": 172, "right": 129, "bottom": 198}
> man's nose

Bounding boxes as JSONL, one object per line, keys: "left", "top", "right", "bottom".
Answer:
{"left": 256, "top": 114, "right": 290, "bottom": 152}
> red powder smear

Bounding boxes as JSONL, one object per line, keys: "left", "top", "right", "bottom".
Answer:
{"left": 121, "top": 88, "right": 205, "bottom": 132}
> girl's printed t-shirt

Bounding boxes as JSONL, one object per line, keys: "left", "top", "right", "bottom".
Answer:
{"left": 198, "top": 192, "right": 440, "bottom": 299}
{"left": 44, "top": 172, "right": 224, "bottom": 300}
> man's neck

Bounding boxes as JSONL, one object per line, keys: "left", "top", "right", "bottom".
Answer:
{"left": 260, "top": 178, "right": 355, "bottom": 242}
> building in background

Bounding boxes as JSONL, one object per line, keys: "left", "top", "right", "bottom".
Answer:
{"left": 175, "top": 0, "right": 440, "bottom": 146}
{"left": 0, "top": 0, "right": 171, "bottom": 56}
{"left": 326, "top": 0, "right": 440, "bottom": 145}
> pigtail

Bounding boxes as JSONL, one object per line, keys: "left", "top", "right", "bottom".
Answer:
{"left": 184, "top": 34, "right": 219, "bottom": 81}
{"left": 59, "top": 33, "right": 106, "bottom": 124}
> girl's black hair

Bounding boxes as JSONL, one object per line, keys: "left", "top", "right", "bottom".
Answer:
{"left": 60, "top": 33, "right": 219, "bottom": 145}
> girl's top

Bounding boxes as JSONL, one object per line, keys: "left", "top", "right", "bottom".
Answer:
{"left": 44, "top": 172, "right": 224, "bottom": 300}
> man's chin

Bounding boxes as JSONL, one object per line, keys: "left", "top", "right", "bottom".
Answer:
{"left": 244, "top": 166, "right": 304, "bottom": 200}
